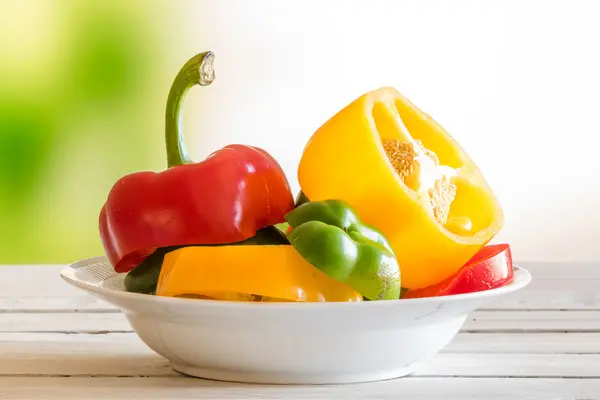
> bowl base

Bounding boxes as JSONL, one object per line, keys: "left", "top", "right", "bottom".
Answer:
{"left": 171, "top": 362, "right": 414, "bottom": 385}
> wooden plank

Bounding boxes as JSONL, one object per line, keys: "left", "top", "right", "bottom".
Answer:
{"left": 0, "top": 265, "right": 89, "bottom": 297}
{"left": 3, "top": 311, "right": 599, "bottom": 334}
{"left": 5, "top": 351, "right": 600, "bottom": 379}
{"left": 0, "top": 265, "right": 117, "bottom": 311}
{"left": 0, "top": 313, "right": 130, "bottom": 333}
{"left": 413, "top": 354, "right": 600, "bottom": 378}
{"left": 1, "top": 377, "right": 599, "bottom": 400}
{"left": 0, "top": 298, "right": 117, "bottom": 312}
{"left": 3, "top": 263, "right": 600, "bottom": 311}
{"left": 0, "top": 332, "right": 134, "bottom": 344}
{"left": 4, "top": 332, "right": 600, "bottom": 378}
{"left": 0, "top": 332, "right": 174, "bottom": 377}
{"left": 486, "top": 277, "right": 600, "bottom": 310}
{"left": 3, "top": 329, "right": 600, "bottom": 357}
{"left": 448, "top": 332, "right": 600, "bottom": 354}
{"left": 462, "top": 311, "right": 600, "bottom": 332}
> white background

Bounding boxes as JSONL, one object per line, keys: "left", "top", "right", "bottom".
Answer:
{"left": 174, "top": 0, "right": 600, "bottom": 262}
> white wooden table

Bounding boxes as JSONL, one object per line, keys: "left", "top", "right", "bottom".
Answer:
{"left": 1, "top": 263, "right": 599, "bottom": 399}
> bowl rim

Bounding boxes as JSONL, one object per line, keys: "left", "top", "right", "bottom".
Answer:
{"left": 60, "top": 256, "right": 532, "bottom": 311}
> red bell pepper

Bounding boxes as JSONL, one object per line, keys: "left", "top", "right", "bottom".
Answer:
{"left": 403, "top": 244, "right": 513, "bottom": 299}
{"left": 99, "top": 52, "right": 295, "bottom": 273}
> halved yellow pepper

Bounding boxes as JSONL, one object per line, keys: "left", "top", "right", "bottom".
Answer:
{"left": 297, "top": 87, "right": 504, "bottom": 290}
{"left": 156, "top": 245, "right": 363, "bottom": 302}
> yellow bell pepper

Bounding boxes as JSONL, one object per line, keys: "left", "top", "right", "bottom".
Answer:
{"left": 156, "top": 245, "right": 363, "bottom": 302}
{"left": 297, "top": 87, "right": 504, "bottom": 290}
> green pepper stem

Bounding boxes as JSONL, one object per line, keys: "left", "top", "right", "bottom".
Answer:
{"left": 165, "top": 51, "right": 215, "bottom": 168}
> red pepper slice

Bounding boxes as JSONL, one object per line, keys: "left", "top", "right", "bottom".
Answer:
{"left": 403, "top": 244, "right": 513, "bottom": 299}
{"left": 99, "top": 52, "right": 294, "bottom": 273}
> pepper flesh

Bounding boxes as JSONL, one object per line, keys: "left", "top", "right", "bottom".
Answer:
{"left": 403, "top": 244, "right": 513, "bottom": 298}
{"left": 286, "top": 200, "right": 400, "bottom": 300}
{"left": 99, "top": 52, "right": 294, "bottom": 273}
{"left": 297, "top": 87, "right": 504, "bottom": 289}
{"left": 123, "top": 226, "right": 289, "bottom": 294}
{"left": 156, "top": 245, "right": 363, "bottom": 302}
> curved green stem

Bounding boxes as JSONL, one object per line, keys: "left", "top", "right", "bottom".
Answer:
{"left": 165, "top": 51, "right": 215, "bottom": 168}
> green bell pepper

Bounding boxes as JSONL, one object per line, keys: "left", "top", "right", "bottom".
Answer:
{"left": 285, "top": 199, "right": 401, "bottom": 300}
{"left": 124, "top": 226, "right": 289, "bottom": 294}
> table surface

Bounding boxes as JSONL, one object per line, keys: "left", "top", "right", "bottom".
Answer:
{"left": 1, "top": 262, "right": 599, "bottom": 399}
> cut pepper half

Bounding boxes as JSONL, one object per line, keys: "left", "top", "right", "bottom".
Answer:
{"left": 297, "top": 87, "right": 504, "bottom": 289}
{"left": 156, "top": 245, "right": 363, "bottom": 302}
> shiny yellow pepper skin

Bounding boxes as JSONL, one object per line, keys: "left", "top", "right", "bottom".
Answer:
{"left": 297, "top": 87, "right": 504, "bottom": 290}
{"left": 156, "top": 245, "right": 363, "bottom": 302}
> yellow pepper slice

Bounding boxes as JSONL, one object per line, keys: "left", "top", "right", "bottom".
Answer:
{"left": 156, "top": 245, "right": 363, "bottom": 302}
{"left": 297, "top": 87, "right": 504, "bottom": 290}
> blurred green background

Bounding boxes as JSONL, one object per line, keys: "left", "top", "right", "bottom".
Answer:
{"left": 0, "top": 0, "right": 184, "bottom": 263}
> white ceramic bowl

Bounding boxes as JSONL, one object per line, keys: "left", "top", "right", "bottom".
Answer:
{"left": 61, "top": 256, "right": 531, "bottom": 384}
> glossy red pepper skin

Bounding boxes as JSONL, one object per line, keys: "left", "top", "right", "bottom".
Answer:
{"left": 403, "top": 244, "right": 513, "bottom": 299}
{"left": 100, "top": 145, "right": 294, "bottom": 273}
{"left": 99, "top": 52, "right": 294, "bottom": 273}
